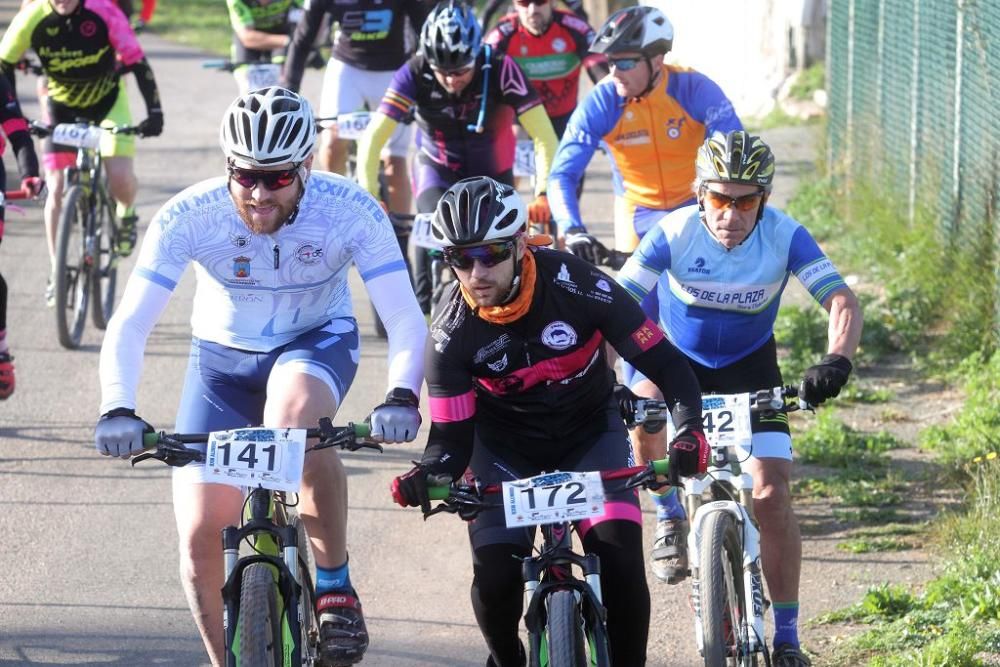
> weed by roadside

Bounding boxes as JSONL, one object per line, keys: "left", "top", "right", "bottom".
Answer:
{"left": 146, "top": 0, "right": 231, "bottom": 54}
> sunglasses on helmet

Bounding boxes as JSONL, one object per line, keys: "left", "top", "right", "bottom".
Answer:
{"left": 702, "top": 188, "right": 765, "bottom": 212}
{"left": 442, "top": 240, "right": 516, "bottom": 270}
{"left": 608, "top": 57, "right": 641, "bottom": 72}
{"left": 228, "top": 165, "right": 300, "bottom": 190}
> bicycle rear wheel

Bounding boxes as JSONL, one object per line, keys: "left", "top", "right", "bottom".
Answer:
{"left": 545, "top": 590, "right": 587, "bottom": 667}
{"left": 90, "top": 188, "right": 118, "bottom": 329}
{"left": 54, "top": 185, "right": 92, "bottom": 349}
{"left": 237, "top": 563, "right": 282, "bottom": 667}
{"left": 699, "top": 511, "right": 754, "bottom": 667}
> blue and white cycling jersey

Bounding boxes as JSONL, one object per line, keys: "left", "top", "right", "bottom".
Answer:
{"left": 617, "top": 205, "right": 847, "bottom": 368}
{"left": 99, "top": 171, "right": 426, "bottom": 413}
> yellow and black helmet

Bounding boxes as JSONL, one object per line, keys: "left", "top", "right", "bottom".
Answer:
{"left": 696, "top": 131, "right": 775, "bottom": 191}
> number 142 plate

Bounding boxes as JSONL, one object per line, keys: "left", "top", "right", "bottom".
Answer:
{"left": 203, "top": 427, "right": 306, "bottom": 492}
{"left": 502, "top": 471, "right": 605, "bottom": 528}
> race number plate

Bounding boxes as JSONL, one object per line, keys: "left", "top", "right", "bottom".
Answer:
{"left": 513, "top": 139, "right": 535, "bottom": 178}
{"left": 667, "top": 393, "right": 752, "bottom": 448}
{"left": 246, "top": 63, "right": 280, "bottom": 91}
{"left": 409, "top": 213, "right": 442, "bottom": 250}
{"left": 52, "top": 124, "right": 102, "bottom": 150}
{"left": 336, "top": 112, "right": 372, "bottom": 141}
{"left": 203, "top": 427, "right": 306, "bottom": 492}
{"left": 502, "top": 471, "right": 605, "bottom": 528}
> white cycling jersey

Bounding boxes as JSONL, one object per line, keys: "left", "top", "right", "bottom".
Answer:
{"left": 99, "top": 171, "right": 426, "bottom": 413}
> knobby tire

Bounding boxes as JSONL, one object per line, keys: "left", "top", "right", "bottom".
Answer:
{"left": 91, "top": 186, "right": 117, "bottom": 329}
{"left": 699, "top": 511, "right": 753, "bottom": 667}
{"left": 546, "top": 589, "right": 587, "bottom": 667}
{"left": 54, "top": 185, "right": 91, "bottom": 349}
{"left": 237, "top": 562, "right": 282, "bottom": 667}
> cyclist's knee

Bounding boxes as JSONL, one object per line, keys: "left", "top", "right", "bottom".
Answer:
{"left": 472, "top": 543, "right": 527, "bottom": 602}
{"left": 752, "top": 478, "right": 793, "bottom": 524}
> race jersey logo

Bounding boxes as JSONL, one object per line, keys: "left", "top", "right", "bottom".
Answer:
{"left": 688, "top": 257, "right": 710, "bottom": 274}
{"left": 541, "top": 321, "right": 578, "bottom": 350}
{"left": 46, "top": 26, "right": 59, "bottom": 36}
{"left": 551, "top": 37, "right": 567, "bottom": 53}
{"left": 631, "top": 322, "right": 661, "bottom": 351}
{"left": 233, "top": 256, "right": 251, "bottom": 278}
{"left": 486, "top": 353, "right": 509, "bottom": 372}
{"left": 295, "top": 242, "right": 323, "bottom": 265}
{"left": 500, "top": 56, "right": 530, "bottom": 96}
{"left": 474, "top": 334, "right": 512, "bottom": 363}
{"left": 230, "top": 233, "right": 251, "bottom": 248}
{"left": 666, "top": 117, "right": 686, "bottom": 140}
{"left": 80, "top": 20, "right": 97, "bottom": 38}
{"left": 556, "top": 263, "right": 574, "bottom": 285}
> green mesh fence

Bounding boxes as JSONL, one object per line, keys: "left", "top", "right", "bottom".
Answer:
{"left": 827, "top": 0, "right": 1000, "bottom": 339}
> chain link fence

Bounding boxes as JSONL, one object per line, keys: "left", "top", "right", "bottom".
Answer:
{"left": 827, "top": 0, "right": 999, "bottom": 337}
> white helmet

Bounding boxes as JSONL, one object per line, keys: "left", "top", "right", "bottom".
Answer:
{"left": 220, "top": 87, "right": 316, "bottom": 167}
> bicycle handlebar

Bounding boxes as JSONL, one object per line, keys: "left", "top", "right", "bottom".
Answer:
{"left": 27, "top": 120, "right": 144, "bottom": 138}
{"left": 133, "top": 418, "right": 380, "bottom": 467}
{"left": 630, "top": 385, "right": 812, "bottom": 428}
{"left": 423, "top": 459, "right": 671, "bottom": 519}
{"left": 2, "top": 187, "right": 32, "bottom": 201}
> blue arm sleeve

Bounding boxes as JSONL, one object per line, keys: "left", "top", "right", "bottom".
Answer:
{"left": 616, "top": 221, "right": 673, "bottom": 303}
{"left": 549, "top": 81, "right": 621, "bottom": 235}
{"left": 669, "top": 70, "right": 742, "bottom": 137}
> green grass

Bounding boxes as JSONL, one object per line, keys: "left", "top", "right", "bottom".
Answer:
{"left": 794, "top": 411, "right": 899, "bottom": 469}
{"left": 789, "top": 63, "right": 825, "bottom": 101}
{"left": 146, "top": 0, "right": 232, "bottom": 55}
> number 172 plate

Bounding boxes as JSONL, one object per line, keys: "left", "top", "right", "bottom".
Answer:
{"left": 203, "top": 427, "right": 306, "bottom": 492}
{"left": 502, "top": 471, "right": 605, "bottom": 528}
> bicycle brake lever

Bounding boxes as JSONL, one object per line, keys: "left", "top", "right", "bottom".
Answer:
{"left": 346, "top": 440, "right": 384, "bottom": 453}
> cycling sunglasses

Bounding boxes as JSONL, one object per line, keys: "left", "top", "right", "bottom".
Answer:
{"left": 514, "top": 0, "right": 549, "bottom": 6}
{"left": 443, "top": 240, "right": 516, "bottom": 270}
{"left": 702, "top": 188, "right": 765, "bottom": 212}
{"left": 431, "top": 64, "right": 474, "bottom": 78}
{"left": 608, "top": 57, "right": 641, "bottom": 72}
{"left": 228, "top": 165, "right": 300, "bottom": 190}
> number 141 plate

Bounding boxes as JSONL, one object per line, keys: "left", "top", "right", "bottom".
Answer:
{"left": 502, "top": 471, "right": 605, "bottom": 528}
{"left": 203, "top": 427, "right": 306, "bottom": 492}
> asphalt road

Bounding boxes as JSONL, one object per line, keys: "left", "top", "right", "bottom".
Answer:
{"left": 0, "top": 4, "right": 816, "bottom": 664}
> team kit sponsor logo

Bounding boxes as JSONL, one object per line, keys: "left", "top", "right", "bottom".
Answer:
{"left": 295, "top": 242, "right": 324, "bottom": 265}
{"left": 541, "top": 321, "right": 577, "bottom": 350}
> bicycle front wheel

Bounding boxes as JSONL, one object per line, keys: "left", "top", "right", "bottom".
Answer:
{"left": 699, "top": 511, "right": 754, "bottom": 667}
{"left": 90, "top": 189, "right": 117, "bottom": 329}
{"left": 236, "top": 563, "right": 282, "bottom": 667}
{"left": 545, "top": 590, "right": 587, "bottom": 667}
{"left": 54, "top": 185, "right": 92, "bottom": 349}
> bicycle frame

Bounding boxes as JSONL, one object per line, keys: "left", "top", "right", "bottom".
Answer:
{"left": 222, "top": 486, "right": 313, "bottom": 667}
{"left": 684, "top": 449, "right": 766, "bottom": 658}
{"left": 521, "top": 521, "right": 611, "bottom": 666}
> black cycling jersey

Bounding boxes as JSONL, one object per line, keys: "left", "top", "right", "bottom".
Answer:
{"left": 421, "top": 247, "right": 703, "bottom": 478}
{"left": 283, "top": 0, "right": 429, "bottom": 90}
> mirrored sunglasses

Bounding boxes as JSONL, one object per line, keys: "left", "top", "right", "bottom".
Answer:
{"left": 228, "top": 166, "right": 299, "bottom": 190}
{"left": 702, "top": 188, "right": 764, "bottom": 212}
{"left": 608, "top": 57, "right": 640, "bottom": 72}
{"left": 443, "top": 240, "right": 515, "bottom": 270}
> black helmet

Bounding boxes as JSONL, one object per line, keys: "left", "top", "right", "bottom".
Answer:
{"left": 696, "top": 131, "right": 776, "bottom": 191}
{"left": 420, "top": 1, "right": 482, "bottom": 71}
{"left": 590, "top": 6, "right": 673, "bottom": 58}
{"left": 432, "top": 176, "right": 526, "bottom": 247}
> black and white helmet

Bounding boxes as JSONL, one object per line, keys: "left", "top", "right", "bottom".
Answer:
{"left": 696, "top": 131, "right": 776, "bottom": 191}
{"left": 432, "top": 177, "right": 526, "bottom": 247}
{"left": 420, "top": 0, "right": 482, "bottom": 71}
{"left": 220, "top": 86, "right": 316, "bottom": 167}
{"left": 590, "top": 5, "right": 673, "bottom": 58}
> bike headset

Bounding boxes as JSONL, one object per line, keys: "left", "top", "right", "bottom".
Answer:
{"left": 419, "top": 0, "right": 490, "bottom": 133}
{"left": 589, "top": 5, "right": 674, "bottom": 100}
{"left": 219, "top": 86, "right": 317, "bottom": 229}
{"left": 431, "top": 176, "right": 528, "bottom": 305}
{"left": 694, "top": 130, "right": 776, "bottom": 243}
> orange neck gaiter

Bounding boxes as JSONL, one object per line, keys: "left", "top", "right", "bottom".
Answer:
{"left": 461, "top": 244, "right": 541, "bottom": 325}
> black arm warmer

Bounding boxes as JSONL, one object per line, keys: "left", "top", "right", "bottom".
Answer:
{"left": 420, "top": 419, "right": 476, "bottom": 481}
{"left": 11, "top": 130, "right": 39, "bottom": 179}
{"left": 283, "top": 4, "right": 325, "bottom": 92}
{"left": 125, "top": 58, "right": 161, "bottom": 114}
{"left": 0, "top": 61, "right": 15, "bottom": 95}
{"left": 629, "top": 341, "right": 704, "bottom": 434}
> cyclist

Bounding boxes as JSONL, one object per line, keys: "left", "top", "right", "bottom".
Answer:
{"left": 0, "top": 76, "right": 44, "bottom": 400}
{"left": 0, "top": 0, "right": 164, "bottom": 304}
{"left": 616, "top": 131, "right": 863, "bottom": 667}
{"left": 93, "top": 87, "right": 427, "bottom": 667}
{"left": 226, "top": 0, "right": 303, "bottom": 93}
{"left": 390, "top": 176, "right": 709, "bottom": 667}
{"left": 479, "top": 0, "right": 587, "bottom": 32}
{"left": 548, "top": 5, "right": 742, "bottom": 253}
{"left": 282, "top": 0, "right": 431, "bottom": 218}
{"left": 358, "top": 0, "right": 559, "bottom": 315}
{"left": 483, "top": 0, "right": 607, "bottom": 140}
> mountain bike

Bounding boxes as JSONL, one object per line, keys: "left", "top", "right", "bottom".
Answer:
{"left": 30, "top": 121, "right": 141, "bottom": 349}
{"left": 134, "top": 418, "right": 381, "bottom": 666}
{"left": 632, "top": 386, "right": 812, "bottom": 667}
{"left": 425, "top": 459, "right": 671, "bottom": 667}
